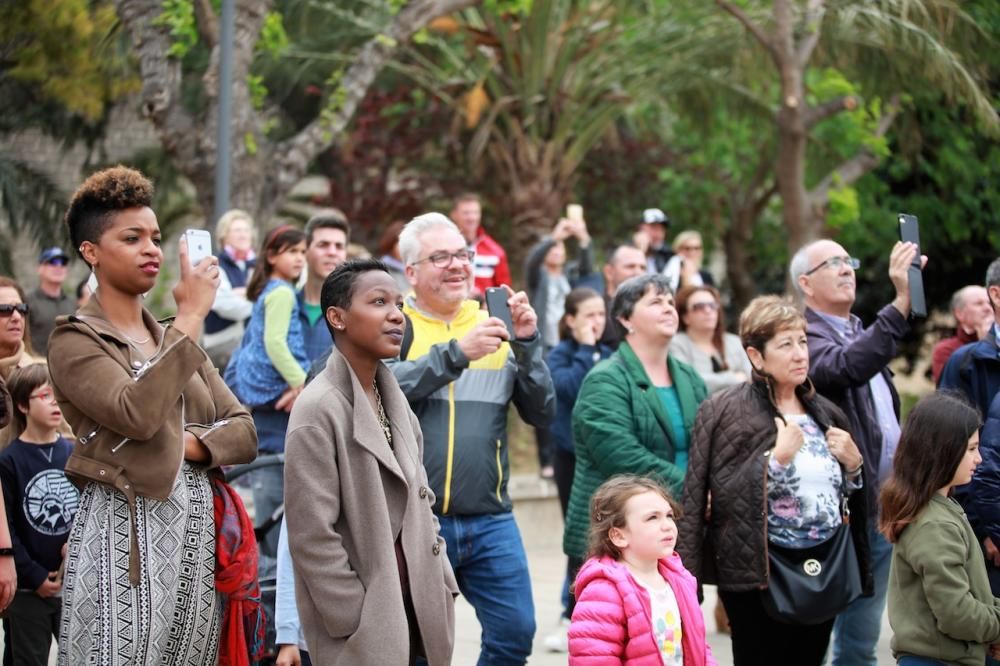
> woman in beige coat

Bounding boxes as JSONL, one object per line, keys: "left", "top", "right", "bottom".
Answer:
{"left": 285, "top": 258, "right": 457, "bottom": 665}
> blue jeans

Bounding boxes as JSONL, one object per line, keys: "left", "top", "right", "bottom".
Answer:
{"left": 251, "top": 462, "right": 283, "bottom": 559}
{"left": 897, "top": 657, "right": 946, "bottom": 665}
{"left": 437, "top": 512, "right": 536, "bottom": 665}
{"left": 831, "top": 524, "right": 892, "bottom": 665}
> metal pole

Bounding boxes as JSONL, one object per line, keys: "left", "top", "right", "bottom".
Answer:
{"left": 212, "top": 0, "right": 235, "bottom": 237}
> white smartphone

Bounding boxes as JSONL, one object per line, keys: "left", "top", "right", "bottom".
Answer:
{"left": 566, "top": 204, "right": 583, "bottom": 223}
{"left": 183, "top": 229, "right": 213, "bottom": 267}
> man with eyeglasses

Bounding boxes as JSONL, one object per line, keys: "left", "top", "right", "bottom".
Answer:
{"left": 388, "top": 213, "right": 555, "bottom": 665}
{"left": 27, "top": 248, "right": 75, "bottom": 355}
{"left": 790, "top": 238, "right": 924, "bottom": 666}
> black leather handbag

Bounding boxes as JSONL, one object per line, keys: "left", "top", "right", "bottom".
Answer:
{"left": 761, "top": 519, "right": 862, "bottom": 625}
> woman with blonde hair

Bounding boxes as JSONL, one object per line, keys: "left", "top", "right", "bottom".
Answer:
{"left": 203, "top": 209, "right": 257, "bottom": 368}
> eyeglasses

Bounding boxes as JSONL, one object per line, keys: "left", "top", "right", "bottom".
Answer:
{"left": 29, "top": 389, "right": 55, "bottom": 402}
{"left": 688, "top": 301, "right": 719, "bottom": 313}
{"left": 44, "top": 257, "right": 68, "bottom": 267}
{"left": 804, "top": 256, "right": 860, "bottom": 276}
{"left": 0, "top": 303, "right": 29, "bottom": 317}
{"left": 412, "top": 249, "right": 476, "bottom": 269}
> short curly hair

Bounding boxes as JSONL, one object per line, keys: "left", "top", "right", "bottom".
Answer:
{"left": 64, "top": 166, "right": 154, "bottom": 264}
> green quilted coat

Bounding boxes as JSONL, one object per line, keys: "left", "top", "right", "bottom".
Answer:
{"left": 563, "top": 341, "right": 707, "bottom": 560}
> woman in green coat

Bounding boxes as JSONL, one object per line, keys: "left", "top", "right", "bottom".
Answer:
{"left": 562, "top": 273, "right": 706, "bottom": 612}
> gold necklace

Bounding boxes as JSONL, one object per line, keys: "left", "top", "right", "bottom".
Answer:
{"left": 122, "top": 330, "right": 152, "bottom": 346}
{"left": 373, "top": 379, "right": 392, "bottom": 446}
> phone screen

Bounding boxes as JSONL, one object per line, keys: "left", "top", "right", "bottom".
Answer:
{"left": 485, "top": 288, "right": 515, "bottom": 337}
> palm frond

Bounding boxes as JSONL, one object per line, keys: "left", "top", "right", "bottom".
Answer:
{"left": 0, "top": 153, "right": 69, "bottom": 275}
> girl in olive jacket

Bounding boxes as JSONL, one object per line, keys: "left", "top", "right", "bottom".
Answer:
{"left": 881, "top": 392, "right": 1000, "bottom": 666}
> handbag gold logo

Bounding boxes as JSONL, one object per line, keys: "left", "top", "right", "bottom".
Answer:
{"left": 803, "top": 559, "right": 822, "bottom": 576}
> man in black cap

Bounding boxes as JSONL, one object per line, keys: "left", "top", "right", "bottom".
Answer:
{"left": 27, "top": 248, "right": 75, "bottom": 354}
{"left": 633, "top": 207, "right": 673, "bottom": 274}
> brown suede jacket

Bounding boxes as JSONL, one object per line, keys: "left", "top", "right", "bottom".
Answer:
{"left": 677, "top": 379, "right": 872, "bottom": 596}
{"left": 47, "top": 298, "right": 258, "bottom": 583}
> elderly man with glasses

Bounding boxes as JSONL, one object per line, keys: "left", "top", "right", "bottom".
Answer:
{"left": 789, "top": 238, "right": 925, "bottom": 666}
{"left": 387, "top": 212, "right": 555, "bottom": 665}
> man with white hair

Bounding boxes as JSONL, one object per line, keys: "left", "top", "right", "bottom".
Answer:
{"left": 790, "top": 238, "right": 923, "bottom": 666}
{"left": 388, "top": 213, "right": 555, "bottom": 665}
{"left": 933, "top": 284, "right": 994, "bottom": 385}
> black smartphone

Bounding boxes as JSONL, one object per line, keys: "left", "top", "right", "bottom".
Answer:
{"left": 897, "top": 213, "right": 927, "bottom": 318}
{"left": 485, "top": 287, "right": 515, "bottom": 337}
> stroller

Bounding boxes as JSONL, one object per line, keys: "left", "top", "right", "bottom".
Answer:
{"left": 225, "top": 453, "right": 285, "bottom": 666}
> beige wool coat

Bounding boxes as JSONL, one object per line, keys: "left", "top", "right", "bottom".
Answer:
{"left": 284, "top": 347, "right": 458, "bottom": 665}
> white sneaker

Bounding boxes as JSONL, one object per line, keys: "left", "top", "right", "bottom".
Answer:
{"left": 543, "top": 618, "right": 571, "bottom": 653}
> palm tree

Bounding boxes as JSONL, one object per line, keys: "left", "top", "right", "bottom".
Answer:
{"left": 0, "top": 154, "right": 68, "bottom": 276}
{"left": 402, "top": 0, "right": 732, "bottom": 251}
{"left": 714, "top": 0, "right": 997, "bottom": 254}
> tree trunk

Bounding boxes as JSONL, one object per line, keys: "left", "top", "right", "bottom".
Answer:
{"left": 116, "top": 0, "right": 476, "bottom": 231}
{"left": 502, "top": 171, "right": 571, "bottom": 283}
{"left": 724, "top": 202, "right": 759, "bottom": 314}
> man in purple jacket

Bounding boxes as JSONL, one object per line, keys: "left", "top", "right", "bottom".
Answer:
{"left": 790, "top": 238, "right": 924, "bottom": 666}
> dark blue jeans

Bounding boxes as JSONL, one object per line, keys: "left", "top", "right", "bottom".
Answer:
{"left": 437, "top": 512, "right": 535, "bottom": 665}
{"left": 897, "top": 657, "right": 946, "bottom": 665}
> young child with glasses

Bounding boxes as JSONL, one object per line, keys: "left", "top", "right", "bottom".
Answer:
{"left": 0, "top": 363, "right": 77, "bottom": 665}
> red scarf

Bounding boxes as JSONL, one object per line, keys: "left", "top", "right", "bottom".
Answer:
{"left": 211, "top": 476, "right": 265, "bottom": 665}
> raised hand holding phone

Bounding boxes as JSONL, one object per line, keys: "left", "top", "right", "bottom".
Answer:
{"left": 485, "top": 287, "right": 515, "bottom": 336}
{"left": 896, "top": 214, "right": 928, "bottom": 318}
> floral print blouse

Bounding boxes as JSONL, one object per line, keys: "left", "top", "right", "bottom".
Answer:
{"left": 767, "top": 413, "right": 863, "bottom": 549}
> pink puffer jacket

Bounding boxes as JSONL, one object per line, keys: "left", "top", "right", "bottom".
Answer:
{"left": 569, "top": 555, "right": 717, "bottom": 666}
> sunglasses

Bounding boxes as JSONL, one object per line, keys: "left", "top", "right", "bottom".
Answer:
{"left": 0, "top": 303, "right": 29, "bottom": 317}
{"left": 44, "top": 257, "right": 69, "bottom": 267}
{"left": 688, "top": 302, "right": 719, "bottom": 313}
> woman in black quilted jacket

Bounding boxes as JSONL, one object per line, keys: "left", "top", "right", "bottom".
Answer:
{"left": 677, "top": 295, "right": 871, "bottom": 666}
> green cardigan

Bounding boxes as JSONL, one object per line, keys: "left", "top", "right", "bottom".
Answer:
{"left": 562, "top": 341, "right": 707, "bottom": 560}
{"left": 889, "top": 495, "right": 1000, "bottom": 665}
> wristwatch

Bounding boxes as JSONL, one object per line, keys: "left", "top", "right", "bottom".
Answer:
{"left": 0, "top": 547, "right": 13, "bottom": 557}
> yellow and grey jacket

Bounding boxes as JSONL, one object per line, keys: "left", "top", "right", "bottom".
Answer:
{"left": 387, "top": 298, "right": 555, "bottom": 516}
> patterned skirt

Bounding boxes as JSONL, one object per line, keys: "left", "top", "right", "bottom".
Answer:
{"left": 58, "top": 463, "right": 222, "bottom": 665}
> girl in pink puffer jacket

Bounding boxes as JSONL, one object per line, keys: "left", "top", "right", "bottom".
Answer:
{"left": 569, "top": 476, "right": 716, "bottom": 666}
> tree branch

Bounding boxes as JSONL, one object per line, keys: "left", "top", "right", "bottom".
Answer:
{"left": 795, "top": 0, "right": 825, "bottom": 67}
{"left": 807, "top": 94, "right": 901, "bottom": 207}
{"left": 192, "top": 0, "right": 219, "bottom": 47}
{"left": 115, "top": 0, "right": 199, "bottom": 165}
{"left": 203, "top": 0, "right": 269, "bottom": 101}
{"left": 274, "top": 0, "right": 477, "bottom": 193}
{"left": 716, "top": 0, "right": 778, "bottom": 64}
{"left": 804, "top": 95, "right": 855, "bottom": 130}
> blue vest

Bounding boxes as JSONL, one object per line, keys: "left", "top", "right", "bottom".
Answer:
{"left": 297, "top": 290, "right": 334, "bottom": 364}
{"left": 232, "top": 279, "right": 308, "bottom": 406}
{"left": 205, "top": 252, "right": 256, "bottom": 335}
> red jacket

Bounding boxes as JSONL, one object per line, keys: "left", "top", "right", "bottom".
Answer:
{"left": 471, "top": 228, "right": 511, "bottom": 297}
{"left": 569, "top": 555, "right": 716, "bottom": 666}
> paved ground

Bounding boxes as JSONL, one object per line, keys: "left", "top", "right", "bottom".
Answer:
{"left": 453, "top": 484, "right": 896, "bottom": 665}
